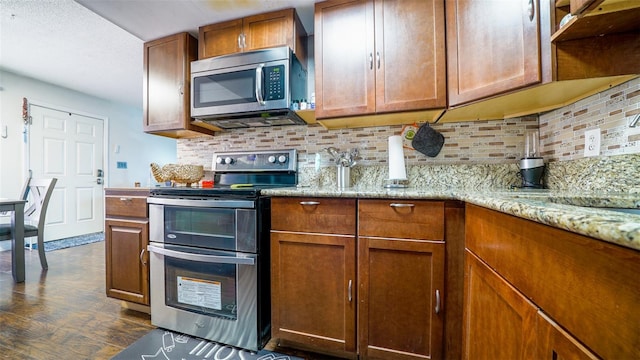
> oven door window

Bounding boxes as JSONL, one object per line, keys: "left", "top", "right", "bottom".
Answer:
{"left": 164, "top": 245, "right": 243, "bottom": 320}
{"left": 164, "top": 206, "right": 236, "bottom": 249}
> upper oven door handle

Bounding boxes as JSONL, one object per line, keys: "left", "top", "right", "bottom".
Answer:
{"left": 147, "top": 197, "right": 255, "bottom": 209}
{"left": 147, "top": 244, "right": 255, "bottom": 265}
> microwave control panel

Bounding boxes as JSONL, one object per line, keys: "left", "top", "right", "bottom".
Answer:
{"left": 265, "top": 65, "right": 285, "bottom": 101}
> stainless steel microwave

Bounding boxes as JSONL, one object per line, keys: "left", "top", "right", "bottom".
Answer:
{"left": 190, "top": 46, "right": 307, "bottom": 129}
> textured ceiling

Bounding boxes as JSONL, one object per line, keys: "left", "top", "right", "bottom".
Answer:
{"left": 0, "top": 0, "right": 317, "bottom": 108}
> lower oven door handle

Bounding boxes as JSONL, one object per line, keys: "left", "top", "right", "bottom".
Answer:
{"left": 147, "top": 244, "right": 255, "bottom": 265}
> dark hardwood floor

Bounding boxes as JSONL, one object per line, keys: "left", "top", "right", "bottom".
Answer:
{"left": 0, "top": 242, "right": 153, "bottom": 359}
{"left": 0, "top": 242, "right": 341, "bottom": 360}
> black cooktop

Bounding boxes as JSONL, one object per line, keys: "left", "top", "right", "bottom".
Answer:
{"left": 149, "top": 183, "right": 293, "bottom": 198}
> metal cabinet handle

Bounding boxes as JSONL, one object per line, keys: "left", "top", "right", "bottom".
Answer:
{"left": 299, "top": 201, "right": 320, "bottom": 206}
{"left": 435, "top": 289, "right": 441, "bottom": 314}
{"left": 369, "top": 53, "right": 373, "bottom": 70}
{"left": 389, "top": 203, "right": 415, "bottom": 208}
{"left": 242, "top": 33, "right": 247, "bottom": 48}
{"left": 120, "top": 197, "right": 132, "bottom": 202}
{"left": 237, "top": 33, "right": 243, "bottom": 49}
{"left": 140, "top": 248, "right": 146, "bottom": 265}
{"left": 527, "top": 0, "right": 535, "bottom": 21}
{"left": 376, "top": 52, "right": 380, "bottom": 69}
{"left": 348, "top": 280, "right": 353, "bottom": 302}
{"left": 178, "top": 83, "right": 184, "bottom": 95}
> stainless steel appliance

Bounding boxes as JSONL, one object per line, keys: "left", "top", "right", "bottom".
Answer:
{"left": 190, "top": 46, "right": 307, "bottom": 129}
{"left": 147, "top": 149, "right": 297, "bottom": 351}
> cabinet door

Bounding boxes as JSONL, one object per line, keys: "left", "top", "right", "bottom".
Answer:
{"left": 271, "top": 231, "right": 357, "bottom": 353}
{"left": 105, "top": 219, "right": 149, "bottom": 305}
{"left": 359, "top": 237, "right": 445, "bottom": 359}
{"left": 143, "top": 33, "right": 197, "bottom": 132}
{"left": 537, "top": 311, "right": 599, "bottom": 360}
{"left": 198, "top": 19, "right": 243, "bottom": 59}
{"left": 243, "top": 9, "right": 295, "bottom": 52}
{"left": 315, "top": 0, "right": 376, "bottom": 118}
{"left": 374, "top": 0, "right": 446, "bottom": 112}
{"left": 446, "top": 0, "right": 541, "bottom": 106}
{"left": 463, "top": 250, "right": 538, "bottom": 360}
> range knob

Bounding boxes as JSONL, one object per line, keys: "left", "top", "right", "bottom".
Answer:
{"left": 278, "top": 155, "right": 288, "bottom": 163}
{"left": 224, "top": 157, "right": 234, "bottom": 165}
{"left": 267, "top": 155, "right": 276, "bottom": 163}
{"left": 215, "top": 157, "right": 223, "bottom": 164}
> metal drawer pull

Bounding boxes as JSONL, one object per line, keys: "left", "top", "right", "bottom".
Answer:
{"left": 348, "top": 280, "right": 353, "bottom": 302}
{"left": 299, "top": 201, "right": 320, "bottom": 206}
{"left": 120, "top": 197, "right": 132, "bottom": 202}
{"left": 140, "top": 248, "right": 146, "bottom": 265}
{"left": 435, "top": 289, "right": 441, "bottom": 314}
{"left": 389, "top": 203, "right": 415, "bottom": 208}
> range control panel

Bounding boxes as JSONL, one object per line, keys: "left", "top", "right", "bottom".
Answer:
{"left": 213, "top": 149, "right": 297, "bottom": 172}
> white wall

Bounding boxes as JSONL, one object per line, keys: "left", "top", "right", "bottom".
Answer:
{"left": 0, "top": 69, "right": 176, "bottom": 197}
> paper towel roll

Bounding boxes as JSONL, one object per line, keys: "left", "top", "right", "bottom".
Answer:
{"left": 388, "top": 135, "right": 407, "bottom": 180}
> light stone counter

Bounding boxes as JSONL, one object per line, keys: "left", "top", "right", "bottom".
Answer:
{"left": 262, "top": 186, "right": 640, "bottom": 252}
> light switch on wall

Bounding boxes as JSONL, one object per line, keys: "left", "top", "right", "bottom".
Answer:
{"left": 584, "top": 128, "right": 601, "bottom": 157}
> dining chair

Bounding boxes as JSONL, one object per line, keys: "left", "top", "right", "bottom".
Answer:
{"left": 0, "top": 177, "right": 57, "bottom": 270}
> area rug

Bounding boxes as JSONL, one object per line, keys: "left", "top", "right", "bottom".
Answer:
{"left": 112, "top": 328, "right": 303, "bottom": 360}
{"left": 28, "top": 232, "right": 104, "bottom": 252}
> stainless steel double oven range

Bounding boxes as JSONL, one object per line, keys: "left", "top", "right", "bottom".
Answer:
{"left": 147, "top": 149, "right": 297, "bottom": 351}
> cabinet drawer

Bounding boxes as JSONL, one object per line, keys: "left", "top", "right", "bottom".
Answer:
{"left": 106, "top": 196, "right": 148, "bottom": 218}
{"left": 358, "top": 199, "right": 444, "bottom": 240}
{"left": 271, "top": 197, "right": 356, "bottom": 235}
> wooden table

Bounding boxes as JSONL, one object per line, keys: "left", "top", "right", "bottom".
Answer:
{"left": 1, "top": 199, "right": 26, "bottom": 282}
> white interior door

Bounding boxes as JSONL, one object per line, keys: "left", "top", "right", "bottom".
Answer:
{"left": 29, "top": 104, "right": 105, "bottom": 241}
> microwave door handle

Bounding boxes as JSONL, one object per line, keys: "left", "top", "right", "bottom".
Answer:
{"left": 147, "top": 244, "right": 255, "bottom": 265}
{"left": 255, "top": 64, "right": 266, "bottom": 106}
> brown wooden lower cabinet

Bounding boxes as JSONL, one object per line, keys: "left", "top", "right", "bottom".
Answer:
{"left": 271, "top": 197, "right": 357, "bottom": 356}
{"left": 464, "top": 250, "right": 599, "bottom": 360}
{"left": 105, "top": 219, "right": 149, "bottom": 304}
{"left": 105, "top": 189, "right": 150, "bottom": 306}
{"left": 464, "top": 204, "right": 640, "bottom": 360}
{"left": 271, "top": 197, "right": 454, "bottom": 359}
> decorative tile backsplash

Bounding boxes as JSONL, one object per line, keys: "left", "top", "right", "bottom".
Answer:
{"left": 177, "top": 78, "right": 640, "bottom": 191}
{"left": 539, "top": 77, "right": 640, "bottom": 162}
{"left": 177, "top": 116, "right": 539, "bottom": 170}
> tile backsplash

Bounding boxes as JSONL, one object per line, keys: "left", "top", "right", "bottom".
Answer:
{"left": 177, "top": 78, "right": 640, "bottom": 191}
{"left": 539, "top": 77, "right": 640, "bottom": 161}
{"left": 177, "top": 116, "right": 539, "bottom": 169}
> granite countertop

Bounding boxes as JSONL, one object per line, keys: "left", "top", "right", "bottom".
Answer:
{"left": 262, "top": 186, "right": 640, "bottom": 252}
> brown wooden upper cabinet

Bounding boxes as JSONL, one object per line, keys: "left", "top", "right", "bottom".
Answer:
{"left": 198, "top": 8, "right": 308, "bottom": 66}
{"left": 314, "top": 0, "right": 446, "bottom": 120}
{"left": 439, "top": 0, "right": 639, "bottom": 121}
{"left": 143, "top": 33, "right": 215, "bottom": 138}
{"left": 446, "top": 0, "right": 542, "bottom": 106}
